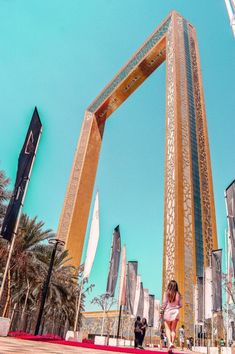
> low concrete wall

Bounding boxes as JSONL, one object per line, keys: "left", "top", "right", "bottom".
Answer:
{"left": 221, "top": 348, "right": 232, "bottom": 354}
{"left": 194, "top": 347, "right": 233, "bottom": 354}
{"left": 95, "top": 336, "right": 134, "bottom": 347}
{"left": 65, "top": 330, "right": 83, "bottom": 341}
{"left": 193, "top": 346, "right": 207, "bottom": 353}
{"left": 94, "top": 336, "right": 107, "bottom": 345}
{"left": 0, "top": 317, "right": 10, "bottom": 337}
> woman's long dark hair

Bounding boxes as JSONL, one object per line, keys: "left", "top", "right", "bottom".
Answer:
{"left": 166, "top": 280, "right": 180, "bottom": 303}
{"left": 142, "top": 317, "right": 147, "bottom": 325}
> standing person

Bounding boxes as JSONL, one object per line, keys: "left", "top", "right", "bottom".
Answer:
{"left": 179, "top": 325, "right": 185, "bottom": 351}
{"left": 220, "top": 338, "right": 225, "bottom": 347}
{"left": 160, "top": 280, "right": 182, "bottom": 351}
{"left": 139, "top": 317, "right": 148, "bottom": 349}
{"left": 189, "top": 337, "right": 193, "bottom": 350}
{"left": 134, "top": 316, "right": 142, "bottom": 348}
{"left": 160, "top": 325, "right": 165, "bottom": 349}
{"left": 164, "top": 335, "right": 167, "bottom": 348}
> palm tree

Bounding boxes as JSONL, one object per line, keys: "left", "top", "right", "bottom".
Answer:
{"left": 0, "top": 169, "right": 11, "bottom": 225}
{"left": 0, "top": 169, "right": 11, "bottom": 315}
{"left": 0, "top": 169, "right": 91, "bottom": 336}
{"left": 31, "top": 244, "right": 80, "bottom": 335}
{"left": 0, "top": 213, "right": 85, "bottom": 336}
{"left": 0, "top": 213, "right": 54, "bottom": 321}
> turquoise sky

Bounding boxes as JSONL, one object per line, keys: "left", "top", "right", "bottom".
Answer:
{"left": 0, "top": 0, "right": 234, "bottom": 310}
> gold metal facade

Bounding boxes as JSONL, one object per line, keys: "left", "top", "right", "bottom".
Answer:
{"left": 57, "top": 12, "right": 217, "bottom": 333}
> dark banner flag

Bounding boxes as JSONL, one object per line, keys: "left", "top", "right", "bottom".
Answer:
{"left": 1, "top": 108, "right": 42, "bottom": 241}
{"left": 106, "top": 225, "right": 121, "bottom": 297}
{"left": 225, "top": 181, "right": 235, "bottom": 276}
{"left": 126, "top": 261, "right": 138, "bottom": 315}
{"left": 212, "top": 249, "right": 222, "bottom": 312}
{"left": 148, "top": 294, "right": 155, "bottom": 327}
{"left": 136, "top": 281, "right": 144, "bottom": 318}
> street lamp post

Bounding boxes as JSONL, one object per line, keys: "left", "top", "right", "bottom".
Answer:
{"left": 34, "top": 238, "right": 65, "bottom": 336}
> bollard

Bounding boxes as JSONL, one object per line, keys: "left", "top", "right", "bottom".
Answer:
{"left": 0, "top": 317, "right": 10, "bottom": 337}
{"left": 231, "top": 342, "right": 235, "bottom": 354}
{"left": 207, "top": 339, "right": 211, "bottom": 354}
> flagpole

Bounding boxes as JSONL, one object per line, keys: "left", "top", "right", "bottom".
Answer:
{"left": 116, "top": 245, "right": 126, "bottom": 343}
{"left": 103, "top": 225, "right": 121, "bottom": 338}
{"left": 116, "top": 251, "right": 122, "bottom": 343}
{"left": 211, "top": 311, "right": 214, "bottom": 347}
{"left": 101, "top": 295, "right": 108, "bottom": 336}
{"left": 9, "top": 302, "right": 17, "bottom": 329}
{"left": 210, "top": 253, "right": 214, "bottom": 347}
{"left": 225, "top": 228, "right": 229, "bottom": 347}
{"left": 225, "top": 191, "right": 230, "bottom": 347}
{"left": 73, "top": 276, "right": 84, "bottom": 333}
{"left": 102, "top": 233, "right": 110, "bottom": 338}
{"left": 202, "top": 267, "right": 205, "bottom": 347}
{"left": 225, "top": 190, "right": 233, "bottom": 347}
{"left": 116, "top": 304, "right": 122, "bottom": 340}
{"left": 193, "top": 284, "right": 196, "bottom": 348}
{"left": 0, "top": 233, "right": 16, "bottom": 306}
{"left": 75, "top": 190, "right": 99, "bottom": 334}
{"left": 0, "top": 126, "right": 42, "bottom": 307}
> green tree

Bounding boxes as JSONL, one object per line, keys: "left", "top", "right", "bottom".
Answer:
{"left": 0, "top": 214, "right": 86, "bottom": 335}
{"left": 0, "top": 169, "right": 92, "bottom": 336}
{"left": 7, "top": 214, "right": 84, "bottom": 336}
{"left": 91, "top": 294, "right": 117, "bottom": 337}
{"left": 0, "top": 169, "right": 11, "bottom": 225}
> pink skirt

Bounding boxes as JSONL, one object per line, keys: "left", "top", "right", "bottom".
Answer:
{"left": 164, "top": 308, "right": 179, "bottom": 321}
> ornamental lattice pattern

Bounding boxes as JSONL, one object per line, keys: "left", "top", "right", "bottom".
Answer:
{"left": 165, "top": 20, "right": 176, "bottom": 285}
{"left": 88, "top": 18, "right": 171, "bottom": 113}
{"left": 58, "top": 111, "right": 95, "bottom": 242}
{"left": 177, "top": 16, "right": 194, "bottom": 335}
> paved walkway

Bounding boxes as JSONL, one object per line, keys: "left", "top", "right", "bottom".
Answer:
{"left": 0, "top": 337, "right": 118, "bottom": 354}
{"left": 0, "top": 337, "right": 193, "bottom": 354}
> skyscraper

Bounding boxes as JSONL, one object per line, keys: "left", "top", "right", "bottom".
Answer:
{"left": 57, "top": 12, "right": 217, "bottom": 333}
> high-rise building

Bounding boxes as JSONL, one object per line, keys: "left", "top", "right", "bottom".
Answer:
{"left": 57, "top": 12, "right": 217, "bottom": 333}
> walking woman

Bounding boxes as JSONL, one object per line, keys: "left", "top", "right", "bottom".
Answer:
{"left": 160, "top": 280, "right": 182, "bottom": 351}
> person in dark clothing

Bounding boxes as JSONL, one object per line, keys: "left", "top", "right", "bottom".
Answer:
{"left": 139, "top": 318, "right": 148, "bottom": 349}
{"left": 160, "top": 325, "right": 165, "bottom": 349}
{"left": 134, "top": 316, "right": 142, "bottom": 348}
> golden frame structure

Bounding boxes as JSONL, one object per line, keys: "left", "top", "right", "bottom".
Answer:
{"left": 57, "top": 11, "right": 217, "bottom": 333}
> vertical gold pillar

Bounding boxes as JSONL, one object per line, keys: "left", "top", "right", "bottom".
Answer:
{"left": 57, "top": 111, "right": 105, "bottom": 266}
{"left": 163, "top": 13, "right": 197, "bottom": 333}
